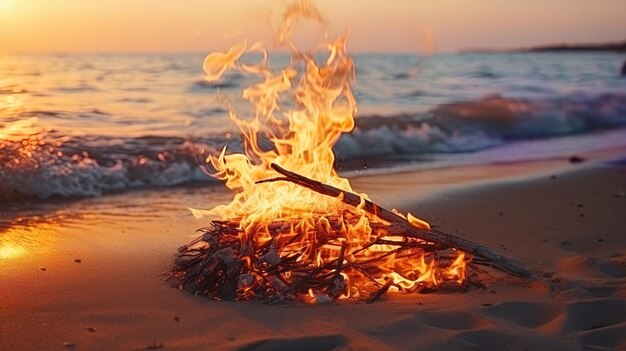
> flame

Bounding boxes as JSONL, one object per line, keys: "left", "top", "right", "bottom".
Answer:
{"left": 194, "top": 0, "right": 467, "bottom": 300}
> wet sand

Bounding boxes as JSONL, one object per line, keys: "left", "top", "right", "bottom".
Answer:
{"left": 1, "top": 155, "right": 625, "bottom": 350}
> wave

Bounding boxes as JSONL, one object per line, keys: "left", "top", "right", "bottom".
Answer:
{"left": 2, "top": 93, "right": 625, "bottom": 201}
{"left": 57, "top": 84, "right": 99, "bottom": 93}
{"left": 0, "top": 120, "right": 235, "bottom": 201}
{"left": 337, "top": 93, "right": 626, "bottom": 159}
{"left": 191, "top": 80, "right": 239, "bottom": 91}
{"left": 116, "top": 97, "right": 153, "bottom": 104}
{"left": 0, "top": 85, "right": 29, "bottom": 95}
{"left": 190, "top": 73, "right": 245, "bottom": 91}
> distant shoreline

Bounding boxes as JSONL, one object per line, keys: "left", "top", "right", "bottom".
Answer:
{"left": 462, "top": 40, "right": 626, "bottom": 54}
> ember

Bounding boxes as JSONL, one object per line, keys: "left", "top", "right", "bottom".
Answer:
{"left": 169, "top": 0, "right": 528, "bottom": 303}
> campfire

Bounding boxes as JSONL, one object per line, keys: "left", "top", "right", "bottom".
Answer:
{"left": 169, "top": 0, "right": 528, "bottom": 303}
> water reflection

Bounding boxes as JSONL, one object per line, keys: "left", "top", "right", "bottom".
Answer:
{"left": 0, "top": 183, "right": 230, "bottom": 234}
{"left": 0, "top": 242, "right": 26, "bottom": 259}
{"left": 0, "top": 92, "right": 25, "bottom": 117}
{"left": 0, "top": 224, "right": 57, "bottom": 262}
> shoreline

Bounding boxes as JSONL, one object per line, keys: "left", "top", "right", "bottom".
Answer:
{"left": 1, "top": 151, "right": 625, "bottom": 350}
{"left": 3, "top": 139, "right": 625, "bottom": 219}
{"left": 3, "top": 126, "right": 626, "bottom": 205}
{"left": 352, "top": 144, "right": 626, "bottom": 209}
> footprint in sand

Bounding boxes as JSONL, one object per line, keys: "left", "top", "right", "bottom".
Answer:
{"left": 235, "top": 334, "right": 348, "bottom": 351}
{"left": 564, "top": 298, "right": 626, "bottom": 350}
{"left": 563, "top": 298, "right": 626, "bottom": 332}
{"left": 482, "top": 301, "right": 562, "bottom": 329}
{"left": 416, "top": 311, "right": 492, "bottom": 331}
{"left": 373, "top": 311, "right": 491, "bottom": 335}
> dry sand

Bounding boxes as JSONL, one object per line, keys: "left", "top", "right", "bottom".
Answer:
{"left": 1, "top": 157, "right": 625, "bottom": 350}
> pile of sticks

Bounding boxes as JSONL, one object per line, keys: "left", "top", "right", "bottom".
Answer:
{"left": 168, "top": 164, "right": 530, "bottom": 302}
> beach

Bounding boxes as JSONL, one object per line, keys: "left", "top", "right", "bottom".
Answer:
{"left": 2, "top": 1, "right": 626, "bottom": 350}
{"left": 2, "top": 151, "right": 624, "bottom": 351}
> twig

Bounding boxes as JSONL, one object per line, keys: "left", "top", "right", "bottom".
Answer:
{"left": 367, "top": 279, "right": 394, "bottom": 303}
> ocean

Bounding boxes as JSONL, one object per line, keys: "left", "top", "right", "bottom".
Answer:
{"left": 1, "top": 51, "right": 626, "bottom": 201}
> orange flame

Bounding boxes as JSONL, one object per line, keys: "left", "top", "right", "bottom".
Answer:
{"left": 193, "top": 0, "right": 467, "bottom": 300}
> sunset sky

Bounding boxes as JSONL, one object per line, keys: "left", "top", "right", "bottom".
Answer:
{"left": 0, "top": 0, "right": 624, "bottom": 53}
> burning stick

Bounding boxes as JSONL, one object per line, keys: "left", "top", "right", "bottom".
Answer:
{"left": 259, "top": 163, "right": 531, "bottom": 278}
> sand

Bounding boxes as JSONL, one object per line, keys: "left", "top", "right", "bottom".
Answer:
{"left": 1, "top": 156, "right": 625, "bottom": 350}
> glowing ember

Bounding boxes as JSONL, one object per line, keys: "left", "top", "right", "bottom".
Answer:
{"left": 171, "top": 0, "right": 470, "bottom": 302}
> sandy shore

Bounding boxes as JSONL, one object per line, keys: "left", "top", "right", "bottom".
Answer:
{"left": 1, "top": 156, "right": 625, "bottom": 350}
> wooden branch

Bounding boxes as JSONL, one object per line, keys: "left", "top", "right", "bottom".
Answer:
{"left": 258, "top": 163, "right": 531, "bottom": 278}
{"left": 367, "top": 279, "right": 393, "bottom": 303}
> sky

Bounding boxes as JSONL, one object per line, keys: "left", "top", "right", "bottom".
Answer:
{"left": 0, "top": 0, "right": 624, "bottom": 53}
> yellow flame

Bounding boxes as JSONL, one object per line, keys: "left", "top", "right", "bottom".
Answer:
{"left": 202, "top": 42, "right": 247, "bottom": 82}
{"left": 194, "top": 0, "right": 466, "bottom": 298}
{"left": 408, "top": 212, "right": 431, "bottom": 230}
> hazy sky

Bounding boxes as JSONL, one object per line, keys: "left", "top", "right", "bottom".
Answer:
{"left": 0, "top": 0, "right": 624, "bottom": 53}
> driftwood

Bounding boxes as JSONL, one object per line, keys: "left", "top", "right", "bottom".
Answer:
{"left": 258, "top": 163, "right": 531, "bottom": 278}
{"left": 169, "top": 163, "right": 530, "bottom": 303}
{"left": 170, "top": 217, "right": 473, "bottom": 302}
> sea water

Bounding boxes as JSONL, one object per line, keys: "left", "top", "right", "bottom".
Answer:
{"left": 1, "top": 52, "right": 625, "bottom": 199}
